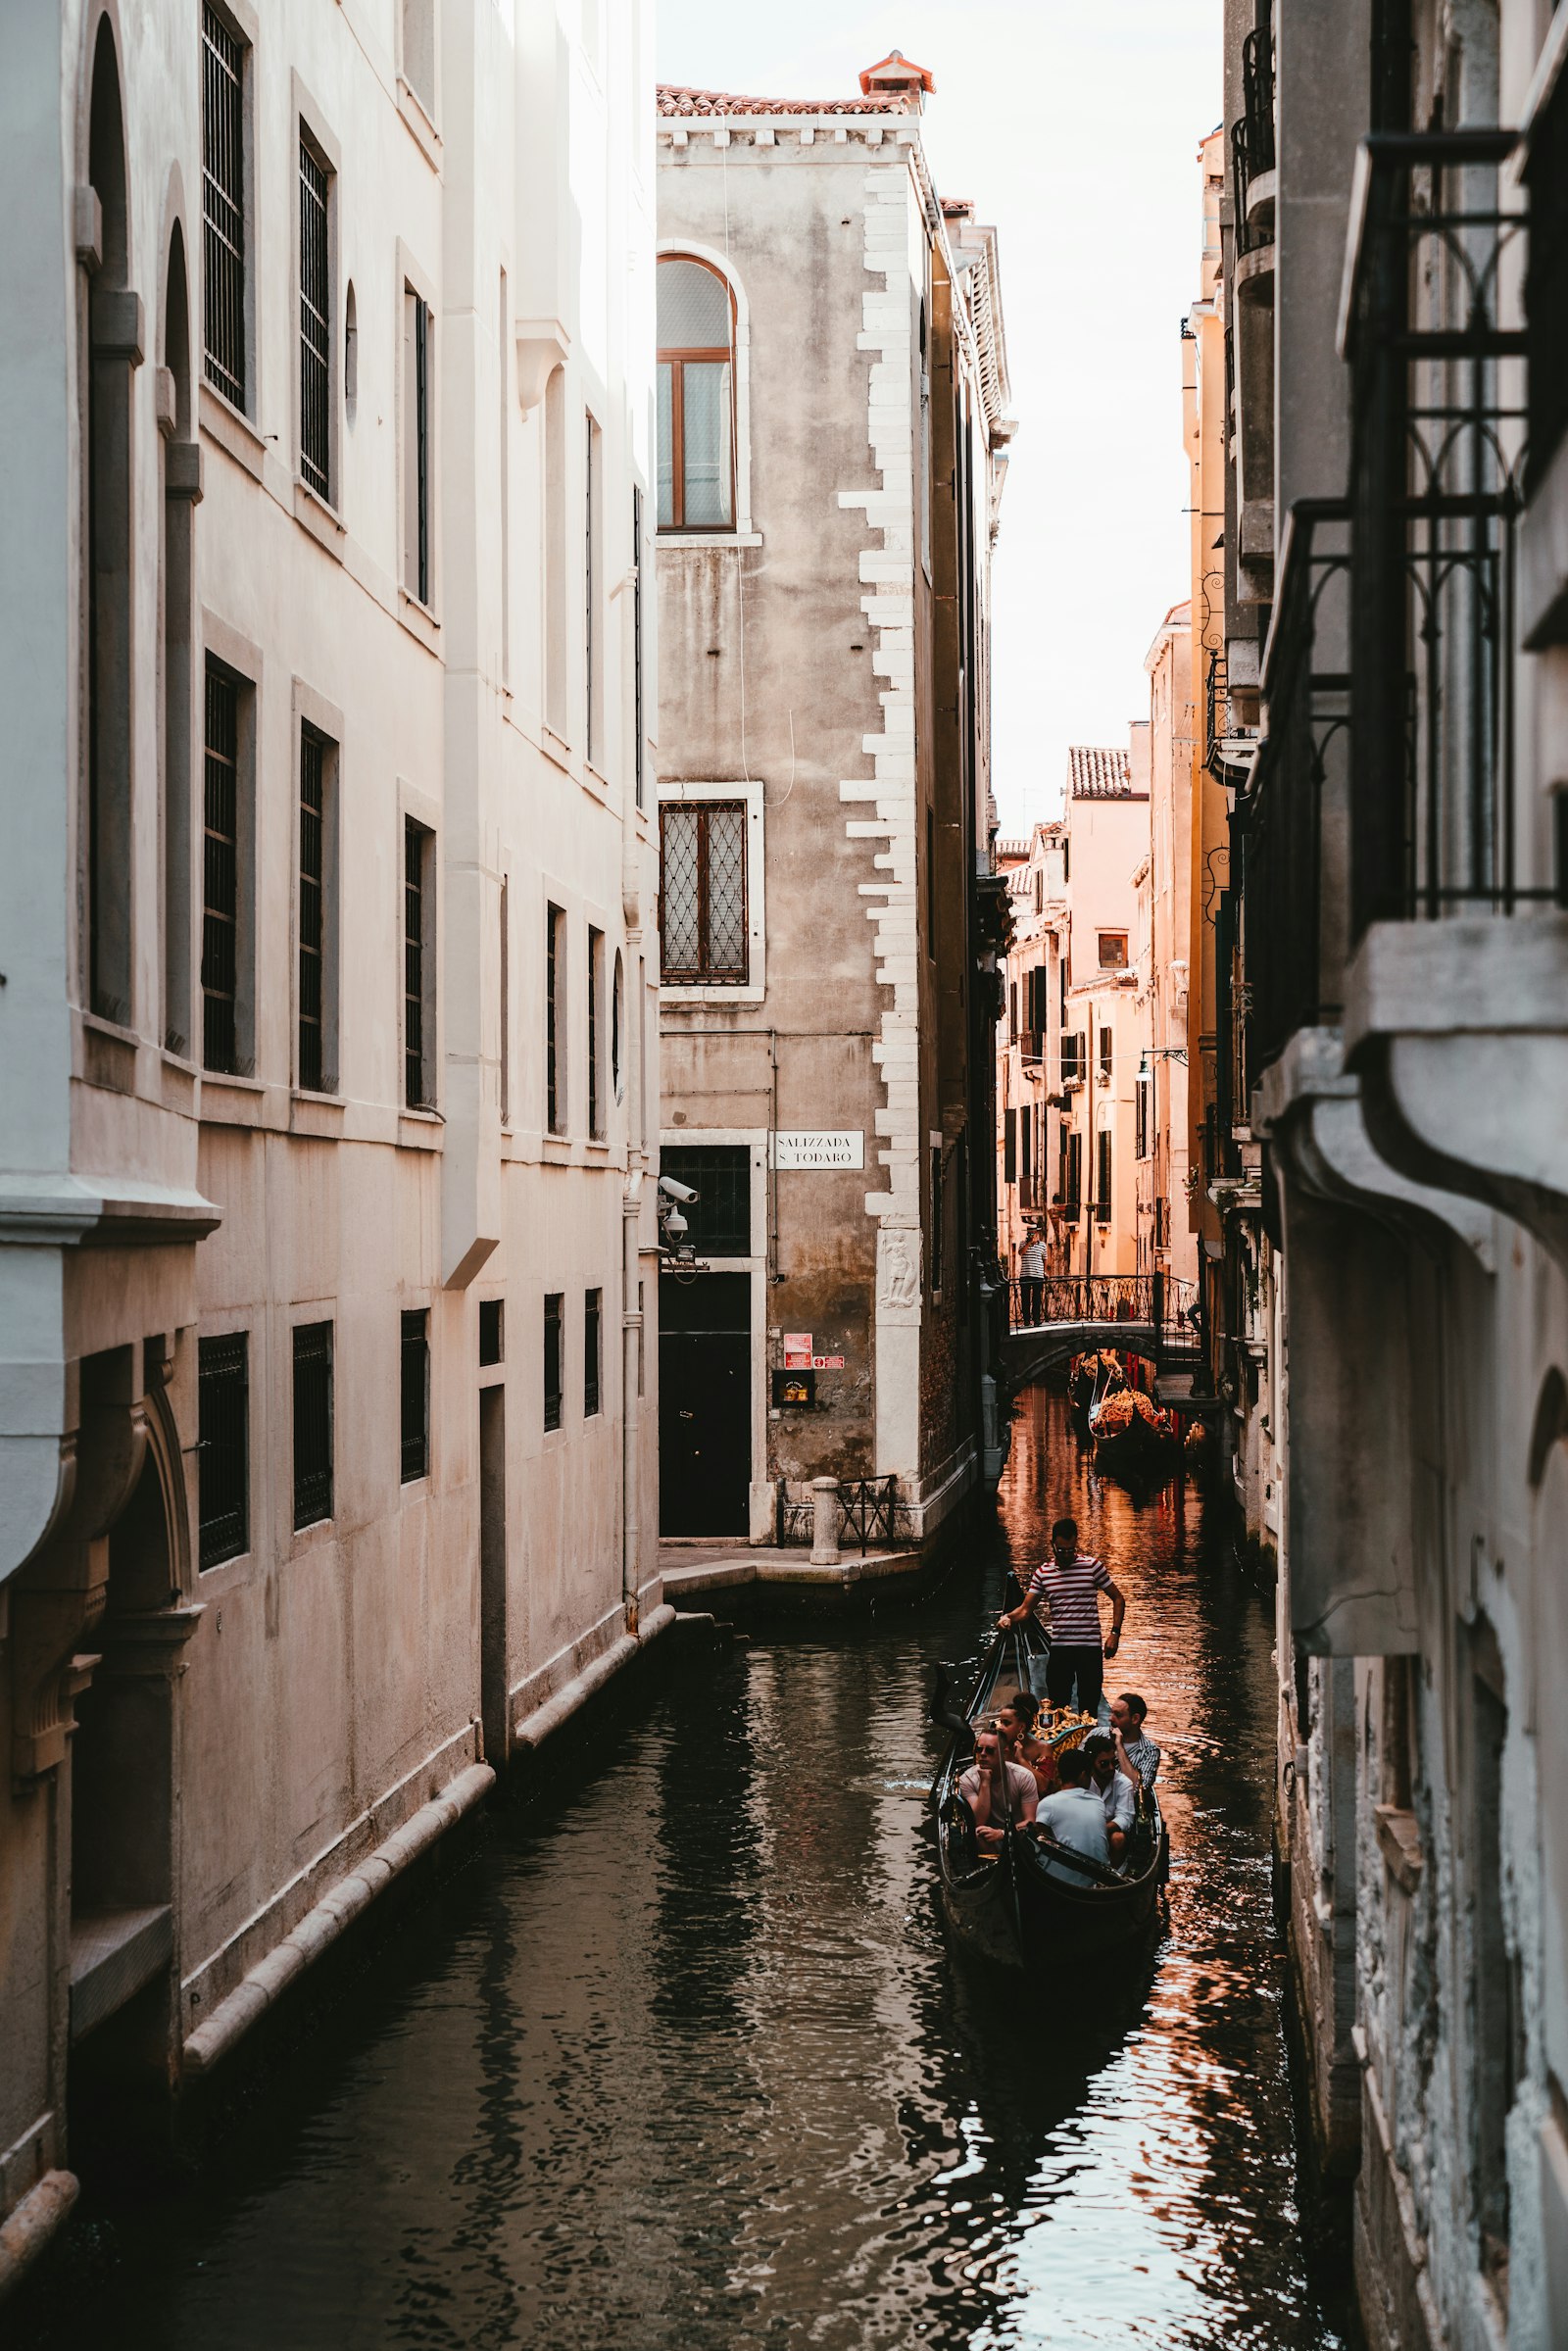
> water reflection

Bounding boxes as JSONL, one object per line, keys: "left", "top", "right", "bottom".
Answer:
{"left": 18, "top": 1386, "right": 1348, "bottom": 2350}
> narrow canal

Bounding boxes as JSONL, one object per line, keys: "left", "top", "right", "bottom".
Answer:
{"left": 21, "top": 1386, "right": 1352, "bottom": 2349}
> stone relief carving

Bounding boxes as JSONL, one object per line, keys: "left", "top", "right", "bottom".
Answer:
{"left": 877, "top": 1225, "right": 920, "bottom": 1314}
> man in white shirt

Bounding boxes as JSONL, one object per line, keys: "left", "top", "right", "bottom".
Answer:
{"left": 1028, "top": 1745, "right": 1111, "bottom": 1883}
{"left": 1085, "top": 1733, "right": 1134, "bottom": 1860}
{"left": 1018, "top": 1231, "right": 1046, "bottom": 1326}
{"left": 957, "top": 1728, "right": 1039, "bottom": 1851}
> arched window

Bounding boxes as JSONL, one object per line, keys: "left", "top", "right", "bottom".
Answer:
{"left": 657, "top": 257, "right": 734, "bottom": 531}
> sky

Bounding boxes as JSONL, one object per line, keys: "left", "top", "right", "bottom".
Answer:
{"left": 654, "top": 1, "right": 1222, "bottom": 839}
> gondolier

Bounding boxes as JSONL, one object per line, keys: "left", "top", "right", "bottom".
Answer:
{"left": 996, "top": 1515, "right": 1127, "bottom": 1719}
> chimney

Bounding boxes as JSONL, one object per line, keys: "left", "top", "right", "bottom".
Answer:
{"left": 858, "top": 49, "right": 935, "bottom": 111}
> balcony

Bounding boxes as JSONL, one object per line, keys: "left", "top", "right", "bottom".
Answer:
{"left": 1231, "top": 19, "right": 1276, "bottom": 257}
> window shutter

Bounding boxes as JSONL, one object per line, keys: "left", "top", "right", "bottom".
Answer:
{"left": 1004, "top": 1109, "right": 1016, "bottom": 1185}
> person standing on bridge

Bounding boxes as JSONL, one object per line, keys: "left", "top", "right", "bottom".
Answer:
{"left": 997, "top": 1515, "right": 1126, "bottom": 1719}
{"left": 1018, "top": 1229, "right": 1046, "bottom": 1326}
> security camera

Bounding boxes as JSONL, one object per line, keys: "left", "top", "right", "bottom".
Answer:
{"left": 659, "top": 1175, "right": 700, "bottom": 1205}
{"left": 662, "top": 1207, "right": 688, "bottom": 1243}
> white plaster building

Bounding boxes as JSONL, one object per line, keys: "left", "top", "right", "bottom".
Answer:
{"left": 0, "top": 0, "right": 660, "bottom": 2285}
{"left": 653, "top": 55, "right": 1015, "bottom": 1542}
{"left": 996, "top": 823, "right": 1066, "bottom": 1288}
{"left": 1215, "top": 2, "right": 1568, "bottom": 2341}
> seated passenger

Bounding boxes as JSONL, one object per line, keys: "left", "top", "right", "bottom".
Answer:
{"left": 957, "top": 1728, "right": 1039, "bottom": 1851}
{"left": 1027, "top": 1745, "right": 1111, "bottom": 1883}
{"left": 1109, "top": 1691, "right": 1161, "bottom": 1790}
{"left": 1084, "top": 1732, "right": 1134, "bottom": 1860}
{"left": 995, "top": 1690, "right": 1056, "bottom": 1796}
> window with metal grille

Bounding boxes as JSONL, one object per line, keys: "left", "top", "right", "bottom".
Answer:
{"left": 660, "top": 1145, "right": 750, "bottom": 1254}
{"left": 1096, "top": 1130, "right": 1112, "bottom": 1223}
{"left": 583, "top": 1289, "right": 601, "bottom": 1417}
{"left": 546, "top": 903, "right": 565, "bottom": 1132}
{"left": 403, "top": 289, "right": 430, "bottom": 602}
{"left": 478, "top": 1299, "right": 504, "bottom": 1366}
{"left": 299, "top": 134, "right": 330, "bottom": 497}
{"left": 588, "top": 925, "right": 605, "bottom": 1137}
{"left": 298, "top": 725, "right": 326, "bottom": 1090}
{"left": 543, "top": 1293, "right": 564, "bottom": 1431}
{"left": 405, "top": 818, "right": 431, "bottom": 1107}
{"left": 660, "top": 802, "right": 747, "bottom": 984}
{"left": 198, "top": 1332, "right": 249, "bottom": 1568}
{"left": 632, "top": 486, "right": 646, "bottom": 808}
{"left": 657, "top": 257, "right": 735, "bottom": 530}
{"left": 202, "top": 4, "right": 246, "bottom": 409}
{"left": 292, "top": 1322, "right": 333, "bottom": 1528}
{"left": 202, "top": 659, "right": 240, "bottom": 1074}
{"left": 401, "top": 1309, "right": 428, "bottom": 1482}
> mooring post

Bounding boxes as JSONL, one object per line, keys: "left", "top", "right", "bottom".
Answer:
{"left": 809, "top": 1477, "right": 841, "bottom": 1566}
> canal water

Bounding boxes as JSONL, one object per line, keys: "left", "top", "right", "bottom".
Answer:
{"left": 20, "top": 1386, "right": 1351, "bottom": 2350}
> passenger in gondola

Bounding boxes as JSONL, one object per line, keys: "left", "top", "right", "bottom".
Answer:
{"left": 1084, "top": 1732, "right": 1134, "bottom": 1860}
{"left": 995, "top": 1690, "right": 1056, "bottom": 1796}
{"left": 1109, "top": 1691, "right": 1161, "bottom": 1790}
{"left": 1026, "top": 1745, "right": 1111, "bottom": 1883}
{"left": 957, "top": 1728, "right": 1039, "bottom": 1851}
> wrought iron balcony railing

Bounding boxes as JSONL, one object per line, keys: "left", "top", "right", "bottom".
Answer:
{"left": 1239, "top": 130, "right": 1566, "bottom": 1082}
{"left": 1232, "top": 17, "right": 1276, "bottom": 256}
{"left": 1237, "top": 500, "right": 1351, "bottom": 1077}
{"left": 1342, "top": 129, "right": 1550, "bottom": 929}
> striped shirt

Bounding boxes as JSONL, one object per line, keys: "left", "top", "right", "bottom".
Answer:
{"left": 1024, "top": 1552, "right": 1111, "bottom": 1646}
{"left": 1123, "top": 1734, "right": 1161, "bottom": 1789}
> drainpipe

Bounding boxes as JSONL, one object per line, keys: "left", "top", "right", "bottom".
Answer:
{"left": 622, "top": 737, "right": 646, "bottom": 1633}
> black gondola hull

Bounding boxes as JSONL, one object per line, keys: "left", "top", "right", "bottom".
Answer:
{"left": 932, "top": 1618, "right": 1166, "bottom": 1970}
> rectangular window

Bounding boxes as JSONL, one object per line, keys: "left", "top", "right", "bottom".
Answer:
{"left": 1061, "top": 1031, "right": 1086, "bottom": 1085}
{"left": 660, "top": 1144, "right": 750, "bottom": 1254}
{"left": 585, "top": 414, "right": 602, "bottom": 765}
{"left": 403, "top": 289, "right": 431, "bottom": 603}
{"left": 401, "top": 0, "right": 435, "bottom": 115}
{"left": 292, "top": 1321, "right": 333, "bottom": 1529}
{"left": 202, "top": 3, "right": 247, "bottom": 409}
{"left": 1098, "top": 930, "right": 1129, "bottom": 969}
{"left": 1097, "top": 1130, "right": 1112, "bottom": 1223}
{"left": 405, "top": 818, "right": 433, "bottom": 1107}
{"left": 299, "top": 134, "right": 331, "bottom": 498}
{"left": 1136, "top": 1071, "right": 1152, "bottom": 1160}
{"left": 587, "top": 924, "right": 606, "bottom": 1137}
{"left": 1064, "top": 1131, "right": 1082, "bottom": 1215}
{"left": 198, "top": 1332, "right": 249, "bottom": 1567}
{"left": 400, "top": 1308, "right": 428, "bottom": 1482}
{"left": 546, "top": 903, "right": 565, "bottom": 1133}
{"left": 1004, "top": 1107, "right": 1016, "bottom": 1186}
{"left": 543, "top": 1293, "right": 564, "bottom": 1431}
{"left": 202, "top": 659, "right": 241, "bottom": 1075}
{"left": 660, "top": 801, "right": 747, "bottom": 984}
{"left": 1099, "top": 1025, "right": 1113, "bottom": 1081}
{"left": 478, "top": 1298, "right": 504, "bottom": 1366}
{"left": 1020, "top": 1106, "right": 1032, "bottom": 1183}
{"left": 1008, "top": 983, "right": 1017, "bottom": 1044}
{"left": 584, "top": 1288, "right": 602, "bottom": 1417}
{"left": 930, "top": 1146, "right": 944, "bottom": 1293}
{"left": 298, "top": 724, "right": 327, "bottom": 1091}
{"left": 632, "top": 486, "right": 646, "bottom": 810}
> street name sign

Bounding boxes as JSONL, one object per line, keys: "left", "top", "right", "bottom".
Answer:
{"left": 770, "top": 1131, "right": 864, "bottom": 1170}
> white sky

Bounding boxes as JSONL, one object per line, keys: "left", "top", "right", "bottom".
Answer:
{"left": 654, "top": 1, "right": 1222, "bottom": 837}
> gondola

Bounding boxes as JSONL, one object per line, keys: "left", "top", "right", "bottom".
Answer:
{"left": 930, "top": 1616, "right": 1167, "bottom": 1969}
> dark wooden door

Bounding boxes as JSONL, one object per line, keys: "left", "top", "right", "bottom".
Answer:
{"left": 659, "top": 1272, "right": 751, "bottom": 1536}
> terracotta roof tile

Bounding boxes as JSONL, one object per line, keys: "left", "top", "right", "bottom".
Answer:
{"left": 1068, "top": 746, "right": 1135, "bottom": 800}
{"left": 657, "top": 83, "right": 910, "bottom": 119}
